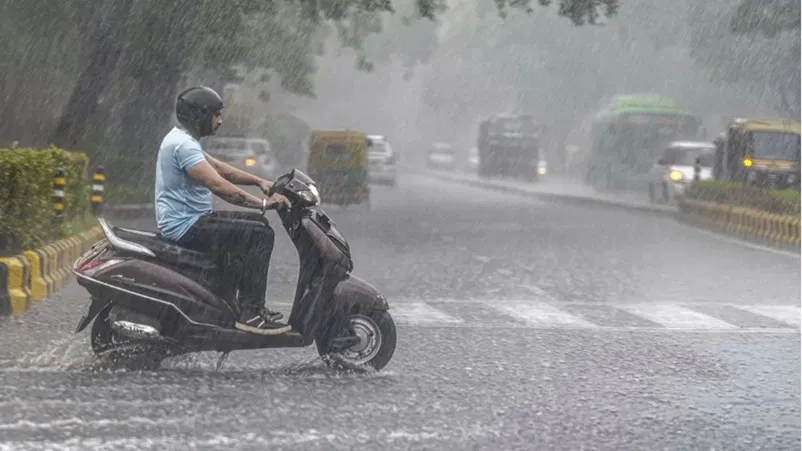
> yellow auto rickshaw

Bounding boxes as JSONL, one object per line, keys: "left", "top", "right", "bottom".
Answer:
{"left": 306, "top": 129, "right": 371, "bottom": 208}
{"left": 714, "top": 118, "right": 801, "bottom": 189}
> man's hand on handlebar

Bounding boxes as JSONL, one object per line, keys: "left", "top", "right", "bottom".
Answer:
{"left": 263, "top": 193, "right": 292, "bottom": 213}
{"left": 258, "top": 180, "right": 273, "bottom": 195}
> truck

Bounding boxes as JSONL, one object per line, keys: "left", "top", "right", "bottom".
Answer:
{"left": 477, "top": 113, "right": 544, "bottom": 182}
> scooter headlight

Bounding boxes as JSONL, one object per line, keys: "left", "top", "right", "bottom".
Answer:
{"left": 299, "top": 184, "right": 320, "bottom": 205}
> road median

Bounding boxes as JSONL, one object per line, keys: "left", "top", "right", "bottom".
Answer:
{"left": 0, "top": 227, "right": 104, "bottom": 316}
{"left": 678, "top": 198, "right": 800, "bottom": 251}
{"left": 409, "top": 167, "right": 800, "bottom": 252}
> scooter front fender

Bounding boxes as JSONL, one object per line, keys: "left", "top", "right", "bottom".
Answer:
{"left": 331, "top": 274, "right": 389, "bottom": 313}
{"left": 75, "top": 297, "right": 113, "bottom": 333}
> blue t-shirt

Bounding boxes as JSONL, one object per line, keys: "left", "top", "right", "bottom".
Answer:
{"left": 155, "top": 127, "right": 213, "bottom": 241}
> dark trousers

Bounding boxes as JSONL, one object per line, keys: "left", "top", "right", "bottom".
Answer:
{"left": 177, "top": 211, "right": 275, "bottom": 317}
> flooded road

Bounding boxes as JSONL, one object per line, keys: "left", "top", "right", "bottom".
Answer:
{"left": 1, "top": 171, "right": 798, "bottom": 450}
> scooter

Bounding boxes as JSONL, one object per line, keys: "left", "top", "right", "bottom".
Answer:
{"left": 72, "top": 169, "right": 397, "bottom": 371}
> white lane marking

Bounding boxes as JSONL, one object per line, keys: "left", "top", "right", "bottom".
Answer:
{"left": 0, "top": 399, "right": 199, "bottom": 411}
{"left": 619, "top": 304, "right": 738, "bottom": 330}
{"left": 391, "top": 302, "right": 463, "bottom": 324}
{"left": 0, "top": 416, "right": 190, "bottom": 431}
{"left": 519, "top": 284, "right": 559, "bottom": 302}
{"left": 493, "top": 302, "right": 598, "bottom": 328}
{"left": 732, "top": 305, "right": 801, "bottom": 327}
{"left": 0, "top": 424, "right": 499, "bottom": 450}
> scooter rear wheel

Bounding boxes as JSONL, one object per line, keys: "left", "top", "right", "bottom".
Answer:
{"left": 91, "top": 307, "right": 166, "bottom": 370}
{"left": 316, "top": 309, "right": 397, "bottom": 372}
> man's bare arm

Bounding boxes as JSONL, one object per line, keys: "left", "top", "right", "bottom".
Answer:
{"left": 186, "top": 160, "right": 263, "bottom": 209}
{"left": 204, "top": 153, "right": 265, "bottom": 186}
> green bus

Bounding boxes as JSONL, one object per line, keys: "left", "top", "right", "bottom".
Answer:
{"left": 584, "top": 95, "right": 704, "bottom": 191}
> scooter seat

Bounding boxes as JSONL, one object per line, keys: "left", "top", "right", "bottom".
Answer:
{"left": 113, "top": 226, "right": 218, "bottom": 270}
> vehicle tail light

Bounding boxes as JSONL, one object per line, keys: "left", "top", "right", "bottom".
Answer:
{"left": 78, "top": 258, "right": 124, "bottom": 277}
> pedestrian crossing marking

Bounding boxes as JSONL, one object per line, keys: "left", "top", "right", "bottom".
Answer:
{"left": 618, "top": 304, "right": 739, "bottom": 330}
{"left": 270, "top": 299, "right": 800, "bottom": 332}
{"left": 492, "top": 302, "right": 598, "bottom": 328}
{"left": 731, "top": 305, "right": 801, "bottom": 327}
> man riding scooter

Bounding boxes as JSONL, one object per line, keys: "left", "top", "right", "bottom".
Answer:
{"left": 155, "top": 85, "right": 292, "bottom": 335}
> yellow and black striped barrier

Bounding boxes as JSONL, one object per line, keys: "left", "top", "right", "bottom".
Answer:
{"left": 0, "top": 256, "right": 31, "bottom": 316}
{"left": 678, "top": 198, "right": 801, "bottom": 249}
{"left": 91, "top": 165, "right": 105, "bottom": 215}
{"left": 0, "top": 227, "right": 104, "bottom": 316}
{"left": 53, "top": 168, "right": 66, "bottom": 217}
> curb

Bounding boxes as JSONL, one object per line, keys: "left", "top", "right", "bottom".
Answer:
{"left": 0, "top": 226, "right": 104, "bottom": 316}
{"left": 678, "top": 198, "right": 801, "bottom": 252}
{"left": 412, "top": 167, "right": 676, "bottom": 217}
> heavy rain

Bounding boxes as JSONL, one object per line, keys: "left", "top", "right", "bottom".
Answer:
{"left": 0, "top": 0, "right": 800, "bottom": 449}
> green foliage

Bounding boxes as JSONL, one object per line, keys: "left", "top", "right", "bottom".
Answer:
{"left": 686, "top": 180, "right": 801, "bottom": 216}
{"left": 730, "top": 0, "right": 799, "bottom": 37}
{"left": 195, "top": 0, "right": 622, "bottom": 92}
{"left": 0, "top": 147, "right": 92, "bottom": 254}
{"left": 689, "top": 0, "right": 800, "bottom": 118}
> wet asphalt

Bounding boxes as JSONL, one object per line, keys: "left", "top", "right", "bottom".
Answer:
{"left": 0, "top": 170, "right": 799, "bottom": 450}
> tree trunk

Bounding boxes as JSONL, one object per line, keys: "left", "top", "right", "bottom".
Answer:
{"left": 111, "top": 0, "right": 199, "bottom": 187}
{"left": 51, "top": 0, "right": 133, "bottom": 150}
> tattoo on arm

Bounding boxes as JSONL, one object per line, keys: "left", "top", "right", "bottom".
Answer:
{"left": 205, "top": 152, "right": 260, "bottom": 186}
{"left": 217, "top": 191, "right": 262, "bottom": 208}
{"left": 220, "top": 170, "right": 238, "bottom": 183}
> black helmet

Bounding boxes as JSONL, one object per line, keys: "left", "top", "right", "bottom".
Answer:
{"left": 175, "top": 86, "right": 224, "bottom": 138}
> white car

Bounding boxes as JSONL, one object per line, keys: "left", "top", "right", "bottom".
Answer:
{"left": 203, "top": 137, "right": 277, "bottom": 179}
{"left": 537, "top": 159, "right": 548, "bottom": 177}
{"left": 427, "top": 143, "right": 456, "bottom": 170}
{"left": 367, "top": 135, "right": 399, "bottom": 187}
{"left": 648, "top": 141, "right": 714, "bottom": 203}
{"left": 467, "top": 147, "right": 480, "bottom": 172}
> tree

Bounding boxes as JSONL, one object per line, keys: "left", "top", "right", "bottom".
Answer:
{"left": 689, "top": 0, "right": 800, "bottom": 119}
{"left": 3, "top": 0, "right": 622, "bottom": 186}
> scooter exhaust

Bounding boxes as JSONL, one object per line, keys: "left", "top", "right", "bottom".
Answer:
{"left": 110, "top": 320, "right": 161, "bottom": 340}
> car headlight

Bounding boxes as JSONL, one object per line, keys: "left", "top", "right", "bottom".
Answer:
{"left": 669, "top": 170, "right": 684, "bottom": 182}
{"left": 245, "top": 157, "right": 256, "bottom": 167}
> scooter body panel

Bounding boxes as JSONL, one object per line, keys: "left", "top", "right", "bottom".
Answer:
{"left": 84, "top": 256, "right": 237, "bottom": 328}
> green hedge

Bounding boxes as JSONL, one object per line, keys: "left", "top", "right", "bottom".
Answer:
{"left": 685, "top": 180, "right": 801, "bottom": 216}
{"left": 0, "top": 146, "right": 91, "bottom": 254}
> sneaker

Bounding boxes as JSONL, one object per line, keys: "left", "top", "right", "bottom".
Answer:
{"left": 235, "top": 309, "right": 291, "bottom": 335}
{"left": 263, "top": 307, "right": 284, "bottom": 321}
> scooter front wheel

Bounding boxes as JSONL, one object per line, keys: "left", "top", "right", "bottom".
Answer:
{"left": 316, "top": 309, "right": 397, "bottom": 372}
